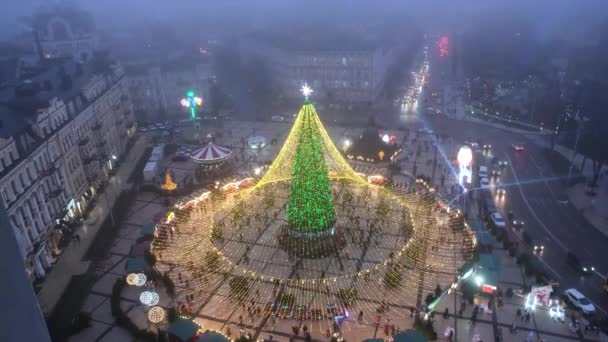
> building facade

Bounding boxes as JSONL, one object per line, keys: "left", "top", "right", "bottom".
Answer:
{"left": 238, "top": 36, "right": 399, "bottom": 104}
{"left": 0, "top": 58, "right": 135, "bottom": 280}
{"left": 126, "top": 57, "right": 211, "bottom": 123}
{"left": 33, "top": 9, "right": 98, "bottom": 62}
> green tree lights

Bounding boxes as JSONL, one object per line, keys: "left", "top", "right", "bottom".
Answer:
{"left": 286, "top": 102, "right": 336, "bottom": 233}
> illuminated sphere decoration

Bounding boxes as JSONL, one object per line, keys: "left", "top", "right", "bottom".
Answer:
{"left": 457, "top": 145, "right": 473, "bottom": 167}
{"left": 135, "top": 273, "right": 147, "bottom": 287}
{"left": 140, "top": 291, "right": 160, "bottom": 306}
{"left": 148, "top": 306, "right": 165, "bottom": 323}
{"left": 126, "top": 273, "right": 139, "bottom": 286}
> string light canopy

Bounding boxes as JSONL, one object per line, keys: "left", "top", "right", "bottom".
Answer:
{"left": 150, "top": 92, "right": 475, "bottom": 333}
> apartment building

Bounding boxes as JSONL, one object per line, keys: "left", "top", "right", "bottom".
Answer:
{"left": 239, "top": 33, "right": 399, "bottom": 104}
{"left": 0, "top": 57, "right": 135, "bottom": 280}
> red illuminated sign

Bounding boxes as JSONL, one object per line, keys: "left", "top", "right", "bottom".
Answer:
{"left": 438, "top": 36, "right": 449, "bottom": 57}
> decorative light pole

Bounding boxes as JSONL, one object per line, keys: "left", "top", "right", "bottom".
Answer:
{"left": 180, "top": 91, "right": 203, "bottom": 119}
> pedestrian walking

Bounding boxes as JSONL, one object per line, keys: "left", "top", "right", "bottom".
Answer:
{"left": 358, "top": 310, "right": 363, "bottom": 321}
{"left": 510, "top": 321, "right": 517, "bottom": 334}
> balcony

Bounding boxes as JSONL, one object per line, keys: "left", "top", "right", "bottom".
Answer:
{"left": 41, "top": 163, "right": 56, "bottom": 177}
{"left": 85, "top": 166, "right": 98, "bottom": 182}
{"left": 78, "top": 136, "right": 90, "bottom": 147}
{"left": 83, "top": 155, "right": 97, "bottom": 165}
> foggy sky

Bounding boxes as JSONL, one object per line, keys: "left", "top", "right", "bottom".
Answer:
{"left": 1, "top": 0, "right": 607, "bottom": 42}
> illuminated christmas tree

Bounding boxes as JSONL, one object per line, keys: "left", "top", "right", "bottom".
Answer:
{"left": 161, "top": 173, "right": 177, "bottom": 191}
{"left": 286, "top": 98, "right": 336, "bottom": 233}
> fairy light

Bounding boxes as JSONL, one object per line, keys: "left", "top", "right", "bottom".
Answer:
{"left": 149, "top": 99, "right": 474, "bottom": 330}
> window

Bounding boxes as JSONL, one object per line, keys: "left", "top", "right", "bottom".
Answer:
{"left": 8, "top": 151, "right": 15, "bottom": 162}
{"left": 27, "top": 229, "right": 35, "bottom": 245}
{"left": 11, "top": 180, "right": 17, "bottom": 195}
{"left": 0, "top": 157, "right": 5, "bottom": 168}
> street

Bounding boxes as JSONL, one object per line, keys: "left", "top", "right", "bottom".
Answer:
{"left": 377, "top": 37, "right": 608, "bottom": 320}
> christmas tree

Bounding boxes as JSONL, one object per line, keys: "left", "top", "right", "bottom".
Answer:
{"left": 286, "top": 99, "right": 337, "bottom": 233}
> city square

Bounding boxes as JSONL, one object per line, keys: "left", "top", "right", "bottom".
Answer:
{"left": 1, "top": 3, "right": 608, "bottom": 342}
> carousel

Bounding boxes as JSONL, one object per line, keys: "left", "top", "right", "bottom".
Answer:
{"left": 190, "top": 142, "right": 234, "bottom": 181}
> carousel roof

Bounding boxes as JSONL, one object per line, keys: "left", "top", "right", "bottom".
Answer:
{"left": 190, "top": 142, "right": 232, "bottom": 163}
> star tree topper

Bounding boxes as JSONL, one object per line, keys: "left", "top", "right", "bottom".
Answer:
{"left": 300, "top": 82, "right": 313, "bottom": 100}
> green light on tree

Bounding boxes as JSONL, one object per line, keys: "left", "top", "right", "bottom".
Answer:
{"left": 286, "top": 102, "right": 336, "bottom": 233}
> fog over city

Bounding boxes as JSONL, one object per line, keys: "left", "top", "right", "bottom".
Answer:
{"left": 0, "top": 1, "right": 607, "bottom": 342}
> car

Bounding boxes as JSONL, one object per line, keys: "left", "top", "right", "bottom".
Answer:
{"left": 532, "top": 241, "right": 545, "bottom": 254}
{"left": 498, "top": 160, "right": 508, "bottom": 167}
{"left": 271, "top": 115, "right": 285, "bottom": 122}
{"left": 512, "top": 144, "right": 524, "bottom": 151}
{"left": 203, "top": 115, "right": 217, "bottom": 120}
{"left": 417, "top": 127, "right": 433, "bottom": 134}
{"left": 564, "top": 288, "right": 595, "bottom": 314}
{"left": 496, "top": 183, "right": 506, "bottom": 196}
{"left": 491, "top": 169, "right": 502, "bottom": 177}
{"left": 490, "top": 212, "right": 506, "bottom": 228}
{"left": 479, "top": 165, "right": 489, "bottom": 178}
{"left": 482, "top": 143, "right": 492, "bottom": 150}
{"left": 466, "top": 141, "right": 481, "bottom": 152}
{"left": 512, "top": 219, "right": 525, "bottom": 230}
{"left": 566, "top": 252, "right": 595, "bottom": 274}
{"left": 480, "top": 177, "right": 490, "bottom": 188}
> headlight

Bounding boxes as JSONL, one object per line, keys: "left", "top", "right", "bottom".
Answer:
{"left": 592, "top": 267, "right": 595, "bottom": 271}
{"left": 583, "top": 267, "right": 588, "bottom": 272}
